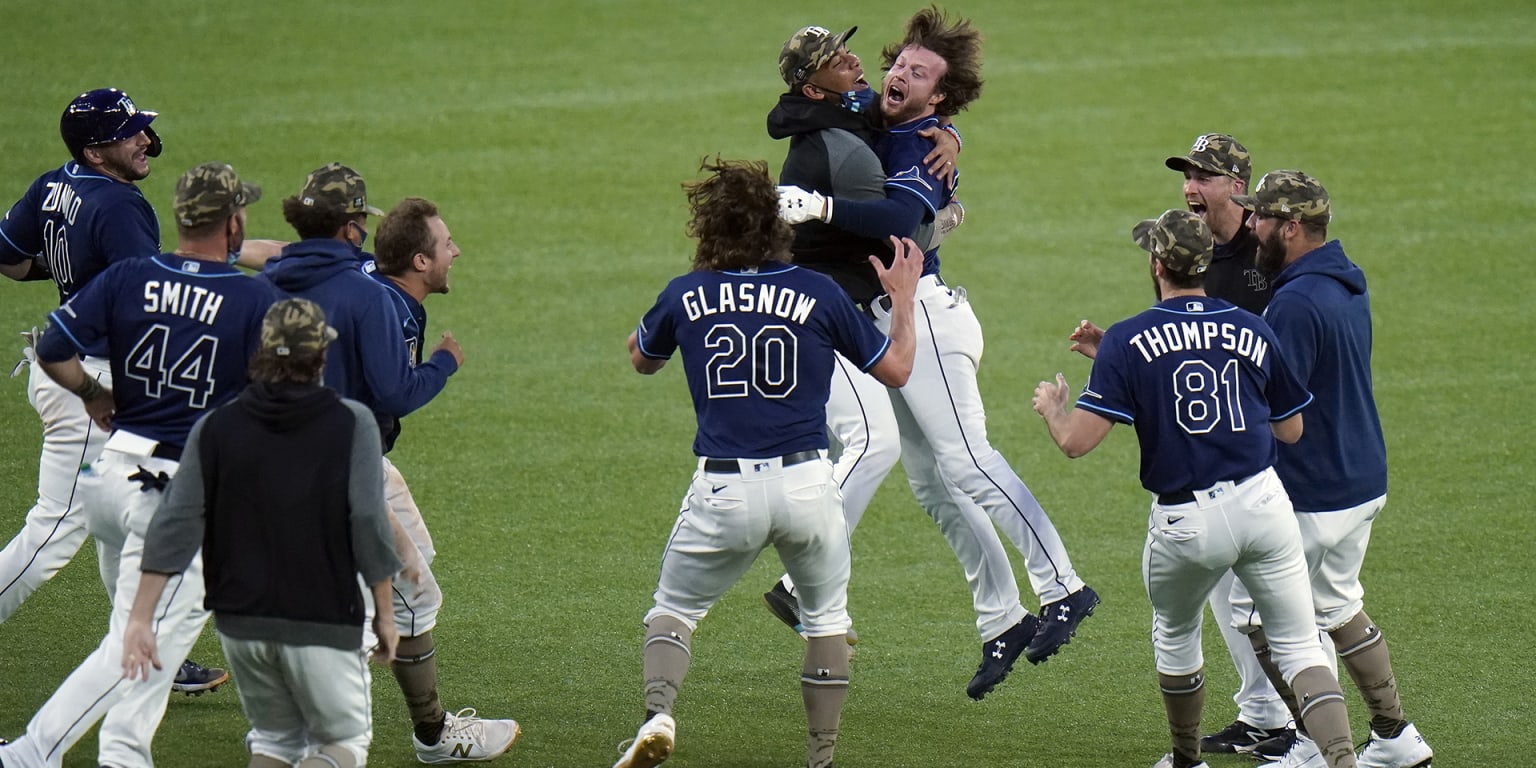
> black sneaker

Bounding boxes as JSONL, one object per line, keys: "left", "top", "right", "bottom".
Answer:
{"left": 1201, "top": 719, "right": 1292, "bottom": 754}
{"left": 1247, "top": 727, "right": 1297, "bottom": 759}
{"left": 966, "top": 614, "right": 1039, "bottom": 700}
{"left": 1025, "top": 585, "right": 1099, "bottom": 664}
{"left": 172, "top": 659, "right": 230, "bottom": 696}
{"left": 763, "top": 581, "right": 805, "bottom": 634}
{"left": 763, "top": 581, "right": 859, "bottom": 646}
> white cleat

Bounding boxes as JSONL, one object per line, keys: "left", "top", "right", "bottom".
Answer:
{"left": 1152, "top": 753, "right": 1209, "bottom": 768}
{"left": 1357, "top": 722, "right": 1433, "bottom": 768}
{"left": 613, "top": 713, "right": 676, "bottom": 768}
{"left": 413, "top": 708, "right": 520, "bottom": 764}
{"left": 1272, "top": 732, "right": 1324, "bottom": 767}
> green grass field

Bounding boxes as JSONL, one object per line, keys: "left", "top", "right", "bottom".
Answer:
{"left": 2, "top": 1, "right": 1532, "bottom": 766}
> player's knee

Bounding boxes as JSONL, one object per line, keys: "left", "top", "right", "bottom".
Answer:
{"left": 296, "top": 743, "right": 362, "bottom": 768}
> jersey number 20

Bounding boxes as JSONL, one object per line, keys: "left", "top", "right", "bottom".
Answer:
{"left": 124, "top": 324, "right": 221, "bottom": 409}
{"left": 704, "top": 324, "right": 798, "bottom": 399}
{"left": 1173, "top": 359, "right": 1247, "bottom": 434}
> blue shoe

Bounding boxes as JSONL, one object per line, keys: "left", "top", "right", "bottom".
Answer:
{"left": 172, "top": 658, "right": 230, "bottom": 695}
{"left": 1026, "top": 585, "right": 1099, "bottom": 664}
{"left": 966, "top": 614, "right": 1040, "bottom": 700}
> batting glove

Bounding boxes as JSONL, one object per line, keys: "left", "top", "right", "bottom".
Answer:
{"left": 12, "top": 327, "right": 39, "bottom": 379}
{"left": 776, "top": 186, "right": 832, "bottom": 225}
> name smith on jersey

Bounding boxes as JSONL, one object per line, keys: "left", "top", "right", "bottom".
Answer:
{"left": 142, "top": 280, "right": 226, "bottom": 325}
{"left": 682, "top": 282, "right": 817, "bottom": 324}
{"left": 1127, "top": 320, "right": 1268, "bottom": 367}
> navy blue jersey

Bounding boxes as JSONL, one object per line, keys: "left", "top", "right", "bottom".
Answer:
{"left": 635, "top": 262, "right": 890, "bottom": 458}
{"left": 41, "top": 255, "right": 277, "bottom": 447}
{"left": 372, "top": 272, "right": 426, "bottom": 452}
{"left": 0, "top": 163, "right": 161, "bottom": 307}
{"left": 1075, "top": 297, "right": 1312, "bottom": 495}
{"left": 876, "top": 116, "right": 952, "bottom": 276}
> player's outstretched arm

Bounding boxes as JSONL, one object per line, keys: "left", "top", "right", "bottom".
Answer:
{"left": 1069, "top": 320, "right": 1106, "bottom": 359}
{"left": 1033, "top": 373, "right": 1114, "bottom": 458}
{"left": 121, "top": 572, "right": 172, "bottom": 681}
{"left": 868, "top": 236, "right": 923, "bottom": 388}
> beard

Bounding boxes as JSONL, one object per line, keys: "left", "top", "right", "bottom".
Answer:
{"left": 1256, "top": 226, "right": 1287, "bottom": 275}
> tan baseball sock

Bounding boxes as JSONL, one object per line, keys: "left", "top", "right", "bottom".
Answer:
{"left": 1247, "top": 628, "right": 1305, "bottom": 724}
{"left": 642, "top": 615, "right": 693, "bottom": 718}
{"left": 1158, "top": 670, "right": 1205, "bottom": 768}
{"left": 1331, "top": 611, "right": 1407, "bottom": 738}
{"left": 393, "top": 631, "right": 446, "bottom": 745}
{"left": 1289, "top": 665, "right": 1355, "bottom": 768}
{"left": 803, "top": 635, "right": 851, "bottom": 768}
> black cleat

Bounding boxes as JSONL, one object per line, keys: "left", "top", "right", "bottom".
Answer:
{"left": 966, "top": 614, "right": 1040, "bottom": 700}
{"left": 763, "top": 581, "right": 858, "bottom": 645}
{"left": 172, "top": 658, "right": 230, "bottom": 696}
{"left": 1248, "top": 728, "right": 1297, "bottom": 759}
{"left": 1201, "top": 719, "right": 1294, "bottom": 755}
{"left": 1026, "top": 585, "right": 1099, "bottom": 664}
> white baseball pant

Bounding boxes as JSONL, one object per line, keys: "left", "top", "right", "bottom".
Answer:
{"left": 818, "top": 351, "right": 1029, "bottom": 641}
{"left": 1208, "top": 569, "right": 1292, "bottom": 729}
{"left": 0, "top": 357, "right": 112, "bottom": 621}
{"left": 1143, "top": 469, "right": 1329, "bottom": 683}
{"left": 362, "top": 457, "right": 443, "bottom": 650}
{"left": 1230, "top": 494, "right": 1386, "bottom": 633}
{"left": 650, "top": 454, "right": 850, "bottom": 637}
{"left": 221, "top": 635, "right": 375, "bottom": 766}
{"left": 0, "top": 438, "right": 209, "bottom": 768}
{"left": 875, "top": 276, "right": 1086, "bottom": 605}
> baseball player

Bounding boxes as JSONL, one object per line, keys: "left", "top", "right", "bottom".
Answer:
{"left": 1228, "top": 172, "right": 1432, "bottom": 768}
{"left": 766, "top": 22, "right": 960, "bottom": 614}
{"left": 0, "top": 87, "right": 231, "bottom": 696}
{"left": 0, "top": 163, "right": 277, "bottom": 768}
{"left": 262, "top": 166, "right": 518, "bottom": 763}
{"left": 1074, "top": 134, "right": 1293, "bottom": 756}
{"left": 616, "top": 157, "right": 920, "bottom": 768}
{"left": 775, "top": 9, "right": 1098, "bottom": 698}
{"left": 1031, "top": 209, "right": 1360, "bottom": 768}
{"left": 122, "top": 298, "right": 402, "bottom": 768}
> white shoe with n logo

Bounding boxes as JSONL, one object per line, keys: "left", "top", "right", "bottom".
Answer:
{"left": 414, "top": 708, "right": 520, "bottom": 764}
{"left": 613, "top": 713, "right": 676, "bottom": 768}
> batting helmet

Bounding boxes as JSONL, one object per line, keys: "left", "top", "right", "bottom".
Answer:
{"left": 59, "top": 88, "right": 162, "bottom": 163}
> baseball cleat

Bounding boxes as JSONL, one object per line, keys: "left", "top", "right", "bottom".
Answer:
{"left": 1271, "top": 732, "right": 1323, "bottom": 768}
{"left": 613, "top": 713, "right": 675, "bottom": 768}
{"left": 1025, "top": 585, "right": 1099, "bottom": 664}
{"left": 1248, "top": 728, "right": 1297, "bottom": 760}
{"left": 966, "top": 614, "right": 1039, "bottom": 700}
{"left": 172, "top": 659, "right": 230, "bottom": 696}
{"left": 413, "top": 708, "right": 519, "bottom": 764}
{"left": 763, "top": 582, "right": 858, "bottom": 646}
{"left": 1356, "top": 722, "right": 1432, "bottom": 768}
{"left": 1201, "top": 719, "right": 1294, "bottom": 755}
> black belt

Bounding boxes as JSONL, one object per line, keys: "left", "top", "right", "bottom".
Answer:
{"left": 876, "top": 274, "right": 943, "bottom": 311}
{"left": 1157, "top": 472, "right": 1258, "bottom": 506}
{"left": 703, "top": 450, "right": 820, "bottom": 473}
{"left": 152, "top": 443, "right": 183, "bottom": 461}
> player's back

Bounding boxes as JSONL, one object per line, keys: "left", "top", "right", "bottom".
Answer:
{"left": 52, "top": 255, "right": 276, "bottom": 446}
{"left": 1079, "top": 297, "right": 1310, "bottom": 494}
{"left": 0, "top": 162, "right": 160, "bottom": 303}
{"left": 641, "top": 262, "right": 889, "bottom": 459}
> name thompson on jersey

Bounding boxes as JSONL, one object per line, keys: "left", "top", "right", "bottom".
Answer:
{"left": 680, "top": 278, "right": 818, "bottom": 324}
{"left": 1125, "top": 311, "right": 1270, "bottom": 367}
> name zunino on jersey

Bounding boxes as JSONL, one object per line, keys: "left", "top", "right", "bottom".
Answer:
{"left": 682, "top": 283, "right": 817, "bottom": 324}
{"left": 1127, "top": 320, "right": 1267, "bottom": 367}
{"left": 143, "top": 280, "right": 226, "bottom": 325}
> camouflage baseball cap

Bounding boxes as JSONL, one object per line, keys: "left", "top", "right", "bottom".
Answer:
{"left": 1132, "top": 209, "right": 1213, "bottom": 276}
{"left": 1230, "top": 169, "right": 1331, "bottom": 224}
{"left": 298, "top": 162, "right": 385, "bottom": 216}
{"left": 1165, "top": 133, "right": 1251, "bottom": 184}
{"left": 260, "top": 298, "right": 338, "bottom": 357}
{"left": 780, "top": 25, "right": 857, "bottom": 88}
{"left": 173, "top": 162, "right": 261, "bottom": 228}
